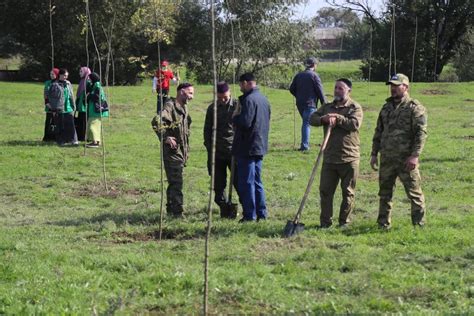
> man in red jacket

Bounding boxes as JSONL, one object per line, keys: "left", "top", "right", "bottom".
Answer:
{"left": 152, "top": 60, "right": 178, "bottom": 113}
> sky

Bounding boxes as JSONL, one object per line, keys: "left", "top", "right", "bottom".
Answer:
{"left": 294, "top": 0, "right": 385, "bottom": 19}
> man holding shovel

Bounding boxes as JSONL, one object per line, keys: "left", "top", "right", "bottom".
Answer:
{"left": 204, "top": 81, "right": 240, "bottom": 218}
{"left": 310, "top": 78, "right": 363, "bottom": 228}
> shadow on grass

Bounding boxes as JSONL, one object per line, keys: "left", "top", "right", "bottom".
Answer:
{"left": 1, "top": 140, "right": 57, "bottom": 147}
{"left": 49, "top": 210, "right": 289, "bottom": 241}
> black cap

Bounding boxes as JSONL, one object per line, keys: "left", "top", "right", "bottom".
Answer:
{"left": 304, "top": 57, "right": 318, "bottom": 67}
{"left": 336, "top": 78, "right": 352, "bottom": 89}
{"left": 216, "top": 81, "right": 229, "bottom": 93}
{"left": 239, "top": 73, "right": 256, "bottom": 82}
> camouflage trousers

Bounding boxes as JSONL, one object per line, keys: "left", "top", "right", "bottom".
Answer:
{"left": 377, "top": 155, "right": 425, "bottom": 226}
{"left": 319, "top": 161, "right": 359, "bottom": 227}
{"left": 164, "top": 160, "right": 184, "bottom": 216}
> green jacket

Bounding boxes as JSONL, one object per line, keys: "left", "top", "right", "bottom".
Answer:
{"left": 87, "top": 82, "right": 109, "bottom": 118}
{"left": 76, "top": 80, "right": 92, "bottom": 112}
{"left": 61, "top": 80, "right": 75, "bottom": 114}
{"left": 310, "top": 97, "right": 363, "bottom": 164}
{"left": 371, "top": 94, "right": 427, "bottom": 158}
{"left": 152, "top": 97, "right": 192, "bottom": 164}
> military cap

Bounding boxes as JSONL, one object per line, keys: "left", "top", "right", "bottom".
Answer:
{"left": 386, "top": 73, "right": 409, "bottom": 86}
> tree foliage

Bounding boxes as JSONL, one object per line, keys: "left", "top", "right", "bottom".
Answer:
{"left": 335, "top": 0, "right": 474, "bottom": 81}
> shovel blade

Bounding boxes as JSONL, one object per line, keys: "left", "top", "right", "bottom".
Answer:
{"left": 220, "top": 202, "right": 238, "bottom": 219}
{"left": 283, "top": 220, "right": 305, "bottom": 238}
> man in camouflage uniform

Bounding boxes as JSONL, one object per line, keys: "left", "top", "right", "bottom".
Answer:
{"left": 310, "top": 78, "right": 363, "bottom": 228}
{"left": 152, "top": 83, "right": 194, "bottom": 218}
{"left": 203, "top": 81, "right": 240, "bottom": 218}
{"left": 370, "top": 73, "right": 427, "bottom": 229}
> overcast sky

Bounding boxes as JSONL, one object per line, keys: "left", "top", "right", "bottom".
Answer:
{"left": 294, "top": 0, "right": 385, "bottom": 19}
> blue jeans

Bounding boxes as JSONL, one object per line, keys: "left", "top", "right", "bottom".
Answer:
{"left": 297, "top": 106, "right": 316, "bottom": 150}
{"left": 236, "top": 156, "right": 267, "bottom": 220}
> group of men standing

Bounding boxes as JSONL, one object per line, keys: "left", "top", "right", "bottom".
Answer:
{"left": 152, "top": 73, "right": 270, "bottom": 222}
{"left": 152, "top": 57, "right": 427, "bottom": 230}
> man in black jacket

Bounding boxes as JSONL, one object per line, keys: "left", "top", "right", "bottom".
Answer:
{"left": 203, "top": 81, "right": 240, "bottom": 218}
{"left": 232, "top": 73, "right": 271, "bottom": 222}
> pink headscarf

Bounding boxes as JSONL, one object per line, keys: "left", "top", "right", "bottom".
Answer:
{"left": 77, "top": 66, "right": 91, "bottom": 98}
{"left": 52, "top": 68, "right": 60, "bottom": 79}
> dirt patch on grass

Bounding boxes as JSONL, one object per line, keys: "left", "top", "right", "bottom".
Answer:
{"left": 420, "top": 89, "right": 450, "bottom": 95}
{"left": 464, "top": 98, "right": 474, "bottom": 102}
{"left": 73, "top": 179, "right": 158, "bottom": 198}
{"left": 109, "top": 228, "right": 201, "bottom": 242}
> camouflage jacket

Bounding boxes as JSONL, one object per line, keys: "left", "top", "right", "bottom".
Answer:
{"left": 310, "top": 97, "right": 363, "bottom": 163}
{"left": 203, "top": 98, "right": 238, "bottom": 159}
{"left": 152, "top": 97, "right": 192, "bottom": 164}
{"left": 371, "top": 94, "right": 427, "bottom": 158}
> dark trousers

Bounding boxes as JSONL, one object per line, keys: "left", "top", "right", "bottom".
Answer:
{"left": 236, "top": 156, "right": 267, "bottom": 220}
{"left": 164, "top": 160, "right": 184, "bottom": 215}
{"left": 54, "top": 112, "right": 78, "bottom": 145}
{"left": 207, "top": 155, "right": 239, "bottom": 206}
{"left": 319, "top": 161, "right": 359, "bottom": 227}
{"left": 75, "top": 111, "right": 87, "bottom": 141}
{"left": 156, "top": 89, "right": 169, "bottom": 113}
{"left": 42, "top": 112, "right": 56, "bottom": 141}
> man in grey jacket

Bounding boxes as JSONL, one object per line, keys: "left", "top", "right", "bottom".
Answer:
{"left": 290, "top": 57, "right": 326, "bottom": 152}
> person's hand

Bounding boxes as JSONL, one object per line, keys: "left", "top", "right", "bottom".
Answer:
{"left": 321, "top": 114, "right": 337, "bottom": 127}
{"left": 370, "top": 155, "right": 378, "bottom": 171}
{"left": 165, "top": 137, "right": 178, "bottom": 149}
{"left": 405, "top": 155, "right": 419, "bottom": 171}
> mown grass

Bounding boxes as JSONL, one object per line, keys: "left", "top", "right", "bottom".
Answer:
{"left": 0, "top": 78, "right": 473, "bottom": 314}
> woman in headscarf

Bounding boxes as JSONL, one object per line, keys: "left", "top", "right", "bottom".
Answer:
{"left": 86, "top": 72, "right": 109, "bottom": 148}
{"left": 55, "top": 68, "right": 78, "bottom": 146}
{"left": 43, "top": 68, "right": 59, "bottom": 141}
{"left": 75, "top": 66, "right": 91, "bottom": 142}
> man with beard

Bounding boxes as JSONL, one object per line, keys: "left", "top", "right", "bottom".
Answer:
{"left": 152, "top": 83, "right": 194, "bottom": 218}
{"left": 370, "top": 73, "right": 427, "bottom": 230}
{"left": 309, "top": 78, "right": 363, "bottom": 228}
{"left": 203, "top": 81, "right": 241, "bottom": 218}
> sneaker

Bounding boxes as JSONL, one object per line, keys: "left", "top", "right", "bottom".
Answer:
{"left": 72, "top": 141, "right": 79, "bottom": 146}
{"left": 86, "top": 142, "right": 100, "bottom": 148}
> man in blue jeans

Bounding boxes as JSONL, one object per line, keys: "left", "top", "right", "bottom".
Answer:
{"left": 232, "top": 73, "right": 271, "bottom": 222}
{"left": 290, "top": 57, "right": 326, "bottom": 152}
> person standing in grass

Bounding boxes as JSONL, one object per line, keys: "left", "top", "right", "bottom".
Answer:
{"left": 75, "top": 66, "right": 91, "bottom": 142}
{"left": 203, "top": 81, "right": 241, "bottom": 218}
{"left": 85, "top": 72, "right": 109, "bottom": 148}
{"left": 309, "top": 78, "right": 363, "bottom": 228}
{"left": 152, "top": 83, "right": 194, "bottom": 218}
{"left": 42, "top": 67, "right": 59, "bottom": 141}
{"left": 290, "top": 57, "right": 326, "bottom": 152}
{"left": 152, "top": 60, "right": 178, "bottom": 114}
{"left": 232, "top": 73, "right": 271, "bottom": 222}
{"left": 53, "top": 68, "right": 78, "bottom": 146}
{"left": 370, "top": 73, "right": 427, "bottom": 230}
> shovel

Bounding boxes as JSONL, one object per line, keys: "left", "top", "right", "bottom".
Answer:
{"left": 283, "top": 126, "right": 332, "bottom": 237}
{"left": 220, "top": 156, "right": 238, "bottom": 219}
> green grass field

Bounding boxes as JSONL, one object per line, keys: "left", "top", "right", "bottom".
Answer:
{"left": 0, "top": 79, "right": 473, "bottom": 313}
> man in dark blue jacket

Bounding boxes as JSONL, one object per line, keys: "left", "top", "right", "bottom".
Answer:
{"left": 290, "top": 57, "right": 326, "bottom": 152}
{"left": 232, "top": 73, "right": 271, "bottom": 222}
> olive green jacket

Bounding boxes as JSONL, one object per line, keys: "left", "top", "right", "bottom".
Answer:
{"left": 310, "top": 97, "right": 363, "bottom": 164}
{"left": 152, "top": 97, "right": 192, "bottom": 164}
